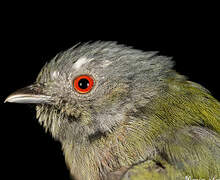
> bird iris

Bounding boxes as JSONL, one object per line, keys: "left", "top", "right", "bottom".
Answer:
{"left": 73, "top": 75, "right": 94, "bottom": 93}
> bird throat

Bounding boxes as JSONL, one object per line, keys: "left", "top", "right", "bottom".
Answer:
{"left": 35, "top": 99, "right": 157, "bottom": 180}
{"left": 61, "top": 120, "right": 157, "bottom": 180}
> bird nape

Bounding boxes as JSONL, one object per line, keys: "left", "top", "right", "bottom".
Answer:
{"left": 5, "top": 41, "right": 220, "bottom": 180}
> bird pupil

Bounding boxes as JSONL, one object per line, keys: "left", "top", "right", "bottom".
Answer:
{"left": 78, "top": 78, "right": 89, "bottom": 89}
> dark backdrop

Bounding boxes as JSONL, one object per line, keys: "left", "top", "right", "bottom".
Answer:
{"left": 1, "top": 3, "right": 219, "bottom": 180}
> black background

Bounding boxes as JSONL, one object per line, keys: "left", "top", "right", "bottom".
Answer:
{"left": 1, "top": 3, "right": 219, "bottom": 180}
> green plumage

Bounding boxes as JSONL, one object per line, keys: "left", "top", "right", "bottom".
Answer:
{"left": 5, "top": 42, "right": 220, "bottom": 180}
{"left": 121, "top": 76, "right": 220, "bottom": 179}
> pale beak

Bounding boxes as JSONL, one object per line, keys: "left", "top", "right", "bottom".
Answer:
{"left": 4, "top": 84, "right": 51, "bottom": 104}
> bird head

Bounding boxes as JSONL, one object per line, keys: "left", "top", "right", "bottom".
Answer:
{"left": 5, "top": 41, "right": 174, "bottom": 145}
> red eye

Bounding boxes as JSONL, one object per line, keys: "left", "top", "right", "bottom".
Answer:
{"left": 73, "top": 75, "right": 94, "bottom": 93}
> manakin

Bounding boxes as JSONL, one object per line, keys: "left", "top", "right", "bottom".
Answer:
{"left": 5, "top": 42, "right": 220, "bottom": 180}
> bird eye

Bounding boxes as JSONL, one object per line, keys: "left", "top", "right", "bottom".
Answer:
{"left": 73, "top": 75, "right": 94, "bottom": 93}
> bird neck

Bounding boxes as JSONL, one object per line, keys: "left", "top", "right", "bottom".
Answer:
{"left": 62, "top": 123, "right": 156, "bottom": 180}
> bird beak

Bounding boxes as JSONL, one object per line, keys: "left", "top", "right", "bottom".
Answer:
{"left": 4, "top": 84, "right": 51, "bottom": 104}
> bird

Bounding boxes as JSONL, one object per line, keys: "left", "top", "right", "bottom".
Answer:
{"left": 5, "top": 41, "right": 220, "bottom": 180}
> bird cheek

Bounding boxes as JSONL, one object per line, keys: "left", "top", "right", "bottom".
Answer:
{"left": 80, "top": 113, "right": 93, "bottom": 126}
